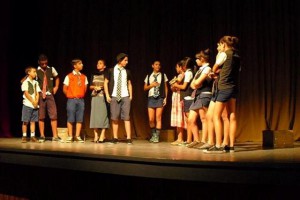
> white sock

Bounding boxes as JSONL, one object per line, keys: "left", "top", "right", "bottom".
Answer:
{"left": 23, "top": 133, "right": 27, "bottom": 137}
{"left": 30, "top": 132, "right": 35, "bottom": 137}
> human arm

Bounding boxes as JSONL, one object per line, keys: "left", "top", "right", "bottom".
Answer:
{"left": 163, "top": 82, "right": 168, "bottom": 106}
{"left": 53, "top": 76, "right": 60, "bottom": 95}
{"left": 213, "top": 52, "right": 226, "bottom": 73}
{"left": 144, "top": 75, "right": 159, "bottom": 91}
{"left": 62, "top": 75, "right": 69, "bottom": 97}
{"left": 212, "top": 63, "right": 221, "bottom": 74}
{"left": 63, "top": 85, "right": 68, "bottom": 96}
{"left": 104, "top": 78, "right": 111, "bottom": 103}
{"left": 172, "top": 82, "right": 188, "bottom": 90}
{"left": 128, "top": 80, "right": 133, "bottom": 100}
{"left": 24, "top": 91, "right": 38, "bottom": 108}
{"left": 190, "top": 73, "right": 209, "bottom": 89}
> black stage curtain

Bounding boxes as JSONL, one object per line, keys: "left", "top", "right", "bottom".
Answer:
{"left": 1, "top": 0, "right": 300, "bottom": 141}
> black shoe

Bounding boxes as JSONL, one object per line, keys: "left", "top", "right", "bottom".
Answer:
{"left": 224, "top": 146, "right": 235, "bottom": 153}
{"left": 126, "top": 139, "right": 132, "bottom": 144}
{"left": 111, "top": 138, "right": 118, "bottom": 144}
{"left": 98, "top": 139, "right": 107, "bottom": 143}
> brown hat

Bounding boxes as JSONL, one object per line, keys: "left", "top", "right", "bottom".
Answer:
{"left": 116, "top": 53, "right": 128, "bottom": 62}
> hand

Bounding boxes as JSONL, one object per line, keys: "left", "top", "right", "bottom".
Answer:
{"left": 106, "top": 96, "right": 111, "bottom": 103}
{"left": 163, "top": 98, "right": 167, "bottom": 106}
{"left": 172, "top": 83, "right": 179, "bottom": 88}
{"left": 53, "top": 86, "right": 58, "bottom": 94}
{"left": 171, "top": 86, "right": 177, "bottom": 92}
{"left": 32, "top": 100, "right": 38, "bottom": 108}
{"left": 95, "top": 86, "right": 102, "bottom": 91}
{"left": 152, "top": 82, "right": 159, "bottom": 87}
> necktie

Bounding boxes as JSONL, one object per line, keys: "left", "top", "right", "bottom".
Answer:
{"left": 76, "top": 72, "right": 82, "bottom": 86}
{"left": 153, "top": 74, "right": 160, "bottom": 98}
{"left": 42, "top": 71, "right": 47, "bottom": 99}
{"left": 116, "top": 68, "right": 122, "bottom": 102}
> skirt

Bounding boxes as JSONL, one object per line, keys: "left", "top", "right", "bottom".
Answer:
{"left": 90, "top": 95, "right": 109, "bottom": 128}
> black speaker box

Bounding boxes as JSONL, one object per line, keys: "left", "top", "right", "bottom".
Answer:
{"left": 262, "top": 130, "right": 294, "bottom": 148}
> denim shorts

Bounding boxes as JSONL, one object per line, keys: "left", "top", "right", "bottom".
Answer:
{"left": 212, "top": 88, "right": 238, "bottom": 103}
{"left": 189, "top": 93, "right": 211, "bottom": 110}
{"left": 148, "top": 96, "right": 164, "bottom": 108}
{"left": 183, "top": 99, "right": 193, "bottom": 112}
{"left": 67, "top": 98, "right": 85, "bottom": 122}
{"left": 21, "top": 105, "right": 38, "bottom": 122}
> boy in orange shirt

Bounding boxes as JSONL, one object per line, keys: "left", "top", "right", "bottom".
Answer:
{"left": 63, "top": 59, "right": 88, "bottom": 143}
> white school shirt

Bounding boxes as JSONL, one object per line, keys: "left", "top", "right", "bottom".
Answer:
{"left": 21, "top": 77, "right": 41, "bottom": 108}
{"left": 183, "top": 69, "right": 193, "bottom": 83}
{"left": 111, "top": 65, "right": 130, "bottom": 98}
{"left": 144, "top": 72, "right": 168, "bottom": 97}
{"left": 215, "top": 52, "right": 227, "bottom": 66}
{"left": 63, "top": 70, "right": 88, "bottom": 86}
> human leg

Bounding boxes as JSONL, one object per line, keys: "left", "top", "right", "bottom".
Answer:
{"left": 212, "top": 101, "right": 226, "bottom": 147}
{"left": 99, "top": 128, "right": 106, "bottom": 142}
{"left": 93, "top": 128, "right": 99, "bottom": 142}
{"left": 199, "top": 107, "right": 208, "bottom": 143}
{"left": 227, "top": 98, "right": 237, "bottom": 149}
{"left": 148, "top": 108, "right": 156, "bottom": 142}
{"left": 186, "top": 109, "right": 200, "bottom": 148}
{"left": 221, "top": 105, "right": 230, "bottom": 147}
{"left": 153, "top": 107, "right": 163, "bottom": 143}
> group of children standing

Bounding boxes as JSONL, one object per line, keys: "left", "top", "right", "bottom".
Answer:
{"left": 21, "top": 53, "right": 132, "bottom": 144}
{"left": 144, "top": 35, "right": 240, "bottom": 153}
{"left": 21, "top": 35, "right": 240, "bottom": 153}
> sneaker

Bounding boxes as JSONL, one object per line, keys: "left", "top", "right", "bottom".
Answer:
{"left": 74, "top": 136, "right": 84, "bottom": 143}
{"left": 30, "top": 136, "right": 38, "bottom": 142}
{"left": 21, "top": 137, "right": 27, "bottom": 143}
{"left": 197, "top": 143, "right": 214, "bottom": 150}
{"left": 204, "top": 146, "right": 224, "bottom": 154}
{"left": 65, "top": 136, "right": 73, "bottom": 143}
{"left": 149, "top": 136, "right": 155, "bottom": 143}
{"left": 224, "top": 145, "right": 235, "bottom": 153}
{"left": 152, "top": 136, "right": 159, "bottom": 143}
{"left": 192, "top": 142, "right": 205, "bottom": 149}
{"left": 127, "top": 139, "right": 133, "bottom": 144}
{"left": 52, "top": 137, "right": 62, "bottom": 142}
{"left": 178, "top": 141, "right": 187, "bottom": 146}
{"left": 186, "top": 141, "right": 200, "bottom": 148}
{"left": 39, "top": 137, "right": 46, "bottom": 143}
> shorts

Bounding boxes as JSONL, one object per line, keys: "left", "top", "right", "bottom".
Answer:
{"left": 38, "top": 94, "right": 57, "bottom": 120}
{"left": 212, "top": 88, "right": 238, "bottom": 103}
{"left": 189, "top": 93, "right": 211, "bottom": 110}
{"left": 110, "top": 97, "right": 131, "bottom": 121}
{"left": 67, "top": 98, "right": 85, "bottom": 123}
{"left": 148, "top": 96, "right": 164, "bottom": 108}
{"left": 21, "top": 105, "right": 38, "bottom": 122}
{"left": 183, "top": 99, "right": 193, "bottom": 112}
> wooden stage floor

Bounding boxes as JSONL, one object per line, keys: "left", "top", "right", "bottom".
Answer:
{"left": 1, "top": 138, "right": 300, "bottom": 183}
{"left": 1, "top": 138, "right": 300, "bottom": 199}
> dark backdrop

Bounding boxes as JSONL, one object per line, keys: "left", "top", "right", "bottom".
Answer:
{"left": 1, "top": 0, "right": 300, "bottom": 141}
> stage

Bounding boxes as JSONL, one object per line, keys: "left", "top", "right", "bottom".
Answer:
{"left": 1, "top": 138, "right": 300, "bottom": 199}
